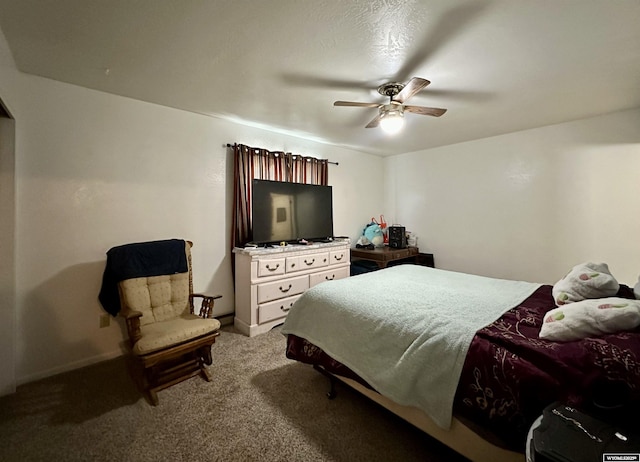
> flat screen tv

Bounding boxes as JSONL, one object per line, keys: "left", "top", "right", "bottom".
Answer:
{"left": 251, "top": 179, "right": 334, "bottom": 245}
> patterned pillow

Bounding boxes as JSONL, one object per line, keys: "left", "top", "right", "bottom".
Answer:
{"left": 539, "top": 297, "right": 640, "bottom": 342}
{"left": 552, "top": 262, "right": 619, "bottom": 306}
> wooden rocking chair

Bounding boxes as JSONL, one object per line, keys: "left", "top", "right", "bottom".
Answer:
{"left": 114, "top": 240, "right": 221, "bottom": 405}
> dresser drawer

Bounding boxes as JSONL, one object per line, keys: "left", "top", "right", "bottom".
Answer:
{"left": 286, "top": 256, "right": 300, "bottom": 272}
{"left": 329, "top": 249, "right": 348, "bottom": 265}
{"left": 258, "top": 294, "right": 301, "bottom": 323}
{"left": 298, "top": 252, "right": 329, "bottom": 270}
{"left": 309, "top": 266, "right": 350, "bottom": 287}
{"left": 257, "top": 258, "right": 286, "bottom": 277}
{"left": 257, "top": 274, "right": 309, "bottom": 304}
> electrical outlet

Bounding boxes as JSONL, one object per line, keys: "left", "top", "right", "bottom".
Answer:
{"left": 100, "top": 314, "right": 111, "bottom": 328}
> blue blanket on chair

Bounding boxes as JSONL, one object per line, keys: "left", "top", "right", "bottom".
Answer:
{"left": 98, "top": 239, "right": 187, "bottom": 316}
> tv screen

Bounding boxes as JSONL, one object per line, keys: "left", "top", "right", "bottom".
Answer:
{"left": 251, "top": 179, "right": 334, "bottom": 244}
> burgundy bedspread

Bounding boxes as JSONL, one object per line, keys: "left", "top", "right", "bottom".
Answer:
{"left": 285, "top": 284, "right": 640, "bottom": 451}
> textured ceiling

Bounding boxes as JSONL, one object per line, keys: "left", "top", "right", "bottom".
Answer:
{"left": 1, "top": 0, "right": 640, "bottom": 156}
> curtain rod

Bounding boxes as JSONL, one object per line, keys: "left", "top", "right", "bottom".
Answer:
{"left": 226, "top": 143, "right": 338, "bottom": 165}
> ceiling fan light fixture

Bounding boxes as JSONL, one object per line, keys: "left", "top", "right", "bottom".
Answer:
{"left": 333, "top": 77, "right": 445, "bottom": 132}
{"left": 379, "top": 109, "right": 405, "bottom": 135}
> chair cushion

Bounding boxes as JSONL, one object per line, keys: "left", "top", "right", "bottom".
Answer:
{"left": 133, "top": 314, "right": 221, "bottom": 355}
{"left": 120, "top": 273, "right": 191, "bottom": 325}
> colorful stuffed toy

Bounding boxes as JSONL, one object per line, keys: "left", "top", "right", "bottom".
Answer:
{"left": 359, "top": 221, "right": 384, "bottom": 248}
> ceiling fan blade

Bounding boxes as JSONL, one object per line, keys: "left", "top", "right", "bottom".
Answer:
{"left": 393, "top": 77, "right": 431, "bottom": 103}
{"left": 394, "top": 2, "right": 489, "bottom": 82}
{"left": 281, "top": 73, "right": 378, "bottom": 91}
{"left": 420, "top": 88, "right": 494, "bottom": 102}
{"left": 365, "top": 113, "right": 383, "bottom": 128}
{"left": 404, "top": 105, "right": 447, "bottom": 117}
{"left": 334, "top": 101, "right": 381, "bottom": 108}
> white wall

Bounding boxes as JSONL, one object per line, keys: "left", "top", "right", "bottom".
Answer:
{"left": 385, "top": 109, "right": 640, "bottom": 285}
{"left": 0, "top": 30, "right": 385, "bottom": 387}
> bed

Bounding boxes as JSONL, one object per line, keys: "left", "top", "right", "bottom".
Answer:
{"left": 281, "top": 264, "right": 640, "bottom": 462}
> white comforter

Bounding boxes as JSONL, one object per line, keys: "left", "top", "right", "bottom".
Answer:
{"left": 281, "top": 265, "right": 541, "bottom": 429}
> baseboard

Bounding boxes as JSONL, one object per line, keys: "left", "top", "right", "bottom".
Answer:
{"left": 17, "top": 349, "right": 124, "bottom": 387}
{"left": 16, "top": 315, "right": 234, "bottom": 388}
{"left": 0, "top": 383, "right": 16, "bottom": 398}
{"left": 216, "top": 313, "right": 234, "bottom": 327}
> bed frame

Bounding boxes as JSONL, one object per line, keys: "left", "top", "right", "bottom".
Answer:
{"left": 315, "top": 366, "right": 525, "bottom": 462}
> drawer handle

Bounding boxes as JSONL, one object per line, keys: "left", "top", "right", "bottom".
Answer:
{"left": 266, "top": 263, "right": 280, "bottom": 272}
{"left": 280, "top": 303, "right": 293, "bottom": 313}
{"left": 304, "top": 258, "right": 315, "bottom": 266}
{"left": 334, "top": 255, "right": 343, "bottom": 261}
{"left": 279, "top": 284, "right": 292, "bottom": 293}
{"left": 325, "top": 274, "right": 335, "bottom": 281}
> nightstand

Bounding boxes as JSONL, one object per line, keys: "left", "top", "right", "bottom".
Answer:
{"left": 350, "top": 246, "right": 434, "bottom": 269}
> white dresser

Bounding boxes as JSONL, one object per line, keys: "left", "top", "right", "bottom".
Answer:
{"left": 233, "top": 239, "right": 350, "bottom": 337}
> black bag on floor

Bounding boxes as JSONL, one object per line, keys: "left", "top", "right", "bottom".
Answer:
{"left": 529, "top": 402, "right": 640, "bottom": 462}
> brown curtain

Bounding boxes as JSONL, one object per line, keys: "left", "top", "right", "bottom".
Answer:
{"left": 289, "top": 154, "right": 329, "bottom": 185}
{"left": 231, "top": 144, "right": 329, "bottom": 250}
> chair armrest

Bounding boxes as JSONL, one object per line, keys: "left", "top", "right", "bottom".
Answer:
{"left": 119, "top": 305, "right": 143, "bottom": 347}
{"left": 119, "top": 305, "right": 143, "bottom": 320}
{"left": 190, "top": 293, "right": 222, "bottom": 319}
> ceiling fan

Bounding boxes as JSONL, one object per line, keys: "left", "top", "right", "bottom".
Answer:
{"left": 333, "top": 77, "right": 447, "bottom": 134}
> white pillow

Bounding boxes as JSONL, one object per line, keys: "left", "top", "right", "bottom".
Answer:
{"left": 552, "top": 262, "right": 619, "bottom": 306}
{"left": 539, "top": 297, "right": 640, "bottom": 342}
{"left": 634, "top": 275, "right": 640, "bottom": 300}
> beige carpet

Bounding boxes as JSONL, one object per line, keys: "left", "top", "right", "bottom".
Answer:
{"left": 0, "top": 325, "right": 469, "bottom": 462}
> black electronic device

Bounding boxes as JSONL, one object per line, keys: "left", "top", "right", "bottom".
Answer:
{"left": 251, "top": 179, "right": 333, "bottom": 245}
{"left": 528, "top": 402, "right": 640, "bottom": 462}
{"left": 388, "top": 225, "right": 407, "bottom": 249}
